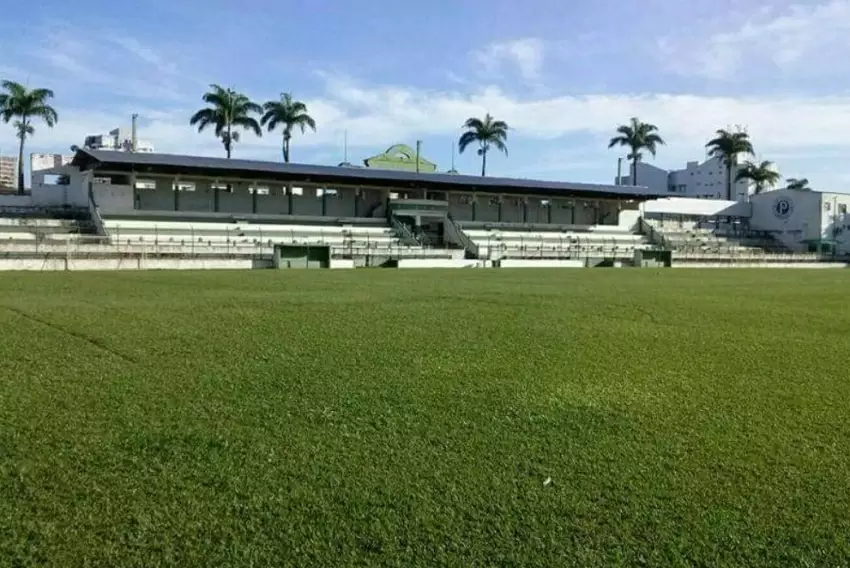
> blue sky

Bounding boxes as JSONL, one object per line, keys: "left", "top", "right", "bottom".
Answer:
{"left": 2, "top": 0, "right": 850, "bottom": 189}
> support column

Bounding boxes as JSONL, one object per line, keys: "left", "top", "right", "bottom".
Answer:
{"left": 570, "top": 200, "right": 576, "bottom": 225}
{"left": 288, "top": 185, "right": 294, "bottom": 215}
{"left": 471, "top": 193, "right": 477, "bottom": 221}
{"left": 213, "top": 179, "right": 220, "bottom": 213}
{"left": 252, "top": 185, "right": 258, "bottom": 214}
{"left": 173, "top": 177, "right": 180, "bottom": 211}
{"left": 131, "top": 173, "right": 139, "bottom": 210}
{"left": 522, "top": 197, "right": 528, "bottom": 224}
{"left": 498, "top": 195, "right": 503, "bottom": 222}
{"left": 547, "top": 199, "right": 552, "bottom": 224}
{"left": 322, "top": 189, "right": 328, "bottom": 217}
{"left": 353, "top": 187, "right": 361, "bottom": 217}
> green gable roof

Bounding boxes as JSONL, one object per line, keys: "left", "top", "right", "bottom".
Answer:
{"left": 363, "top": 144, "right": 437, "bottom": 172}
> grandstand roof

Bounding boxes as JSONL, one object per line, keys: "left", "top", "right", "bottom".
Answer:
{"left": 71, "top": 149, "right": 666, "bottom": 199}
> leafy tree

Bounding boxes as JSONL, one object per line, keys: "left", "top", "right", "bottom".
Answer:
{"left": 189, "top": 84, "right": 262, "bottom": 158}
{"left": 607, "top": 117, "right": 664, "bottom": 186}
{"left": 458, "top": 113, "right": 508, "bottom": 176}
{"left": 706, "top": 128, "right": 755, "bottom": 200}
{"left": 735, "top": 160, "right": 781, "bottom": 195}
{"left": 0, "top": 81, "right": 59, "bottom": 194}
{"left": 786, "top": 177, "right": 812, "bottom": 191}
{"left": 260, "top": 93, "right": 316, "bottom": 163}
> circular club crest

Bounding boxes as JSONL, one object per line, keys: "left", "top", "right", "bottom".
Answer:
{"left": 773, "top": 197, "right": 794, "bottom": 219}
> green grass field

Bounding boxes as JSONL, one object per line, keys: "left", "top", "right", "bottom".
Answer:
{"left": 2, "top": 269, "right": 850, "bottom": 567}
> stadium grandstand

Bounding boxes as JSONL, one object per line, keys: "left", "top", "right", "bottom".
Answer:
{"left": 0, "top": 148, "right": 845, "bottom": 270}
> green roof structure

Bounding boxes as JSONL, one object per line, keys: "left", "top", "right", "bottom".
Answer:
{"left": 363, "top": 144, "right": 437, "bottom": 172}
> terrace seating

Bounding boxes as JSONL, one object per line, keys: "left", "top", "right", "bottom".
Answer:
{"left": 99, "top": 215, "right": 453, "bottom": 260}
{"left": 643, "top": 218, "right": 824, "bottom": 261}
{"left": 0, "top": 216, "right": 91, "bottom": 243}
{"left": 459, "top": 221, "right": 653, "bottom": 260}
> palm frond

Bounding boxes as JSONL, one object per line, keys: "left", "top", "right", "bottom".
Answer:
{"left": 457, "top": 131, "right": 478, "bottom": 153}
{"left": 232, "top": 116, "right": 262, "bottom": 137}
{"left": 463, "top": 117, "right": 485, "bottom": 130}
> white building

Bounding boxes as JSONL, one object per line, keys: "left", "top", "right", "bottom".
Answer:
{"left": 82, "top": 127, "right": 154, "bottom": 153}
{"left": 0, "top": 155, "right": 18, "bottom": 189}
{"left": 750, "top": 189, "right": 850, "bottom": 255}
{"left": 617, "top": 156, "right": 752, "bottom": 201}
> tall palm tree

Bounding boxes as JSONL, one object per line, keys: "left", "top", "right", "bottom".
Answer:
{"left": 607, "top": 117, "right": 664, "bottom": 186}
{"left": 189, "top": 84, "right": 262, "bottom": 158}
{"left": 458, "top": 113, "right": 508, "bottom": 176}
{"left": 260, "top": 93, "right": 316, "bottom": 163}
{"left": 705, "top": 128, "right": 755, "bottom": 201}
{"left": 786, "top": 177, "right": 811, "bottom": 191}
{"left": 735, "top": 160, "right": 781, "bottom": 195}
{"left": 0, "top": 81, "right": 58, "bottom": 195}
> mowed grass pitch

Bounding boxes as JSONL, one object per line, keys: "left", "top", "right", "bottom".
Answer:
{"left": 1, "top": 269, "right": 850, "bottom": 567}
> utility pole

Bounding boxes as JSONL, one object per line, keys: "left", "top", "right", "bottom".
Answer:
{"left": 617, "top": 157, "right": 623, "bottom": 185}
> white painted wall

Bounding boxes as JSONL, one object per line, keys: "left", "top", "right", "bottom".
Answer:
{"left": 641, "top": 197, "right": 750, "bottom": 217}
{"left": 751, "top": 190, "right": 850, "bottom": 254}
{"left": 397, "top": 258, "right": 485, "bottom": 268}
{"left": 92, "top": 183, "right": 134, "bottom": 212}
{"left": 500, "top": 259, "right": 584, "bottom": 268}
{"left": 0, "top": 257, "right": 272, "bottom": 271}
{"left": 617, "top": 162, "right": 669, "bottom": 194}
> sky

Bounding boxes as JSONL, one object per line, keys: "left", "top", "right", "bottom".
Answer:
{"left": 1, "top": 0, "right": 850, "bottom": 190}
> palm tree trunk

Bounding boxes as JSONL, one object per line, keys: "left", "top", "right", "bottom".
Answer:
{"left": 226, "top": 124, "right": 232, "bottom": 159}
{"left": 727, "top": 162, "right": 732, "bottom": 201}
{"left": 481, "top": 150, "right": 487, "bottom": 177}
{"left": 16, "top": 131, "right": 26, "bottom": 196}
{"left": 284, "top": 136, "right": 290, "bottom": 163}
{"left": 632, "top": 157, "right": 638, "bottom": 186}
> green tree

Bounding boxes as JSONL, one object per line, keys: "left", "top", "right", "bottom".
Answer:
{"left": 458, "top": 113, "right": 508, "bottom": 176}
{"left": 735, "top": 160, "right": 781, "bottom": 195}
{"left": 786, "top": 177, "right": 811, "bottom": 191}
{"left": 706, "top": 128, "right": 755, "bottom": 201}
{"left": 260, "top": 93, "right": 316, "bottom": 163}
{"left": 607, "top": 117, "right": 664, "bottom": 186}
{"left": 189, "top": 84, "right": 262, "bottom": 158}
{"left": 0, "top": 81, "right": 59, "bottom": 194}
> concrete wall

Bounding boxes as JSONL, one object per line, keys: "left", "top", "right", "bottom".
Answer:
{"left": 0, "top": 257, "right": 273, "bottom": 271}
{"left": 641, "top": 197, "right": 750, "bottom": 218}
{"left": 93, "top": 183, "right": 135, "bottom": 212}
{"left": 500, "top": 259, "right": 584, "bottom": 268}
{"left": 750, "top": 189, "right": 822, "bottom": 252}
{"left": 750, "top": 190, "right": 850, "bottom": 254}
{"left": 397, "top": 258, "right": 486, "bottom": 268}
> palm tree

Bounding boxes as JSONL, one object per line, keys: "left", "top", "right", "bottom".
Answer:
{"left": 0, "top": 81, "right": 58, "bottom": 195}
{"left": 705, "top": 129, "right": 755, "bottom": 201}
{"left": 458, "top": 113, "right": 508, "bottom": 176}
{"left": 607, "top": 117, "right": 664, "bottom": 186}
{"left": 260, "top": 93, "right": 316, "bottom": 163}
{"left": 735, "top": 160, "right": 781, "bottom": 195}
{"left": 786, "top": 177, "right": 811, "bottom": 191}
{"left": 189, "top": 84, "right": 262, "bottom": 158}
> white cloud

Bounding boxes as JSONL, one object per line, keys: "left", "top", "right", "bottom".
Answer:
{"left": 657, "top": 0, "right": 850, "bottom": 79}
{"left": 4, "top": 22, "right": 850, "bottom": 190}
{"left": 472, "top": 38, "right": 545, "bottom": 81}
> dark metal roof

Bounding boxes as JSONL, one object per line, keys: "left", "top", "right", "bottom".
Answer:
{"left": 71, "top": 148, "right": 666, "bottom": 199}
